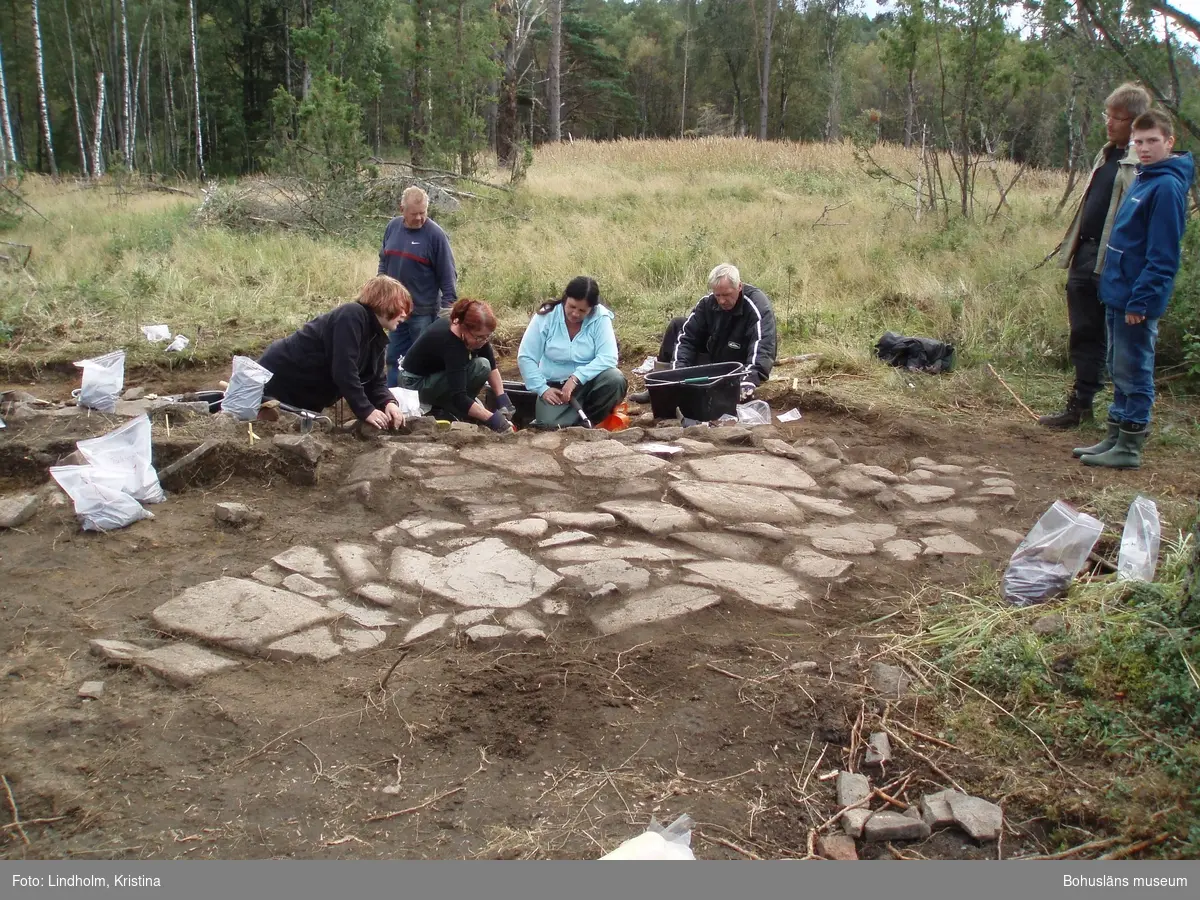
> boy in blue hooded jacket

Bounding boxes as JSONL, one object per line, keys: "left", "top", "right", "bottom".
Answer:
{"left": 1077, "top": 110, "right": 1195, "bottom": 469}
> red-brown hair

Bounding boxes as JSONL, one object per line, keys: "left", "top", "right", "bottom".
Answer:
{"left": 449, "top": 298, "right": 497, "bottom": 333}
{"left": 357, "top": 275, "right": 412, "bottom": 319}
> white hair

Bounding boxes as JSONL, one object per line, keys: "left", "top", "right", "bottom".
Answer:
{"left": 708, "top": 263, "right": 741, "bottom": 291}
{"left": 401, "top": 185, "right": 429, "bottom": 208}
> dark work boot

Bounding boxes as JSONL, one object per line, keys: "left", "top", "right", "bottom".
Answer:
{"left": 1072, "top": 418, "right": 1121, "bottom": 459}
{"left": 1037, "top": 391, "right": 1093, "bottom": 429}
{"left": 1080, "top": 423, "right": 1147, "bottom": 469}
{"left": 629, "top": 390, "right": 651, "bottom": 404}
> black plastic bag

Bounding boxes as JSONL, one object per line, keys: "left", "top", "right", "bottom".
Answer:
{"left": 875, "top": 331, "right": 955, "bottom": 374}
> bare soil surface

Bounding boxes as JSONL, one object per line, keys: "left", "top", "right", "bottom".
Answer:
{"left": 2, "top": 372, "right": 1197, "bottom": 861}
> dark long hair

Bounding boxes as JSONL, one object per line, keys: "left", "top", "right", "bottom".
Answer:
{"left": 537, "top": 276, "right": 601, "bottom": 316}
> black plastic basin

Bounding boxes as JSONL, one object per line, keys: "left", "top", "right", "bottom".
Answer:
{"left": 644, "top": 362, "right": 745, "bottom": 421}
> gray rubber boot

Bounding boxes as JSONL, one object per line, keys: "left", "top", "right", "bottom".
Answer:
{"left": 1073, "top": 419, "right": 1121, "bottom": 459}
{"left": 1080, "top": 424, "right": 1147, "bottom": 469}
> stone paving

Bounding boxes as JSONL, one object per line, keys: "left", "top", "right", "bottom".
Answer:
{"left": 88, "top": 424, "right": 1023, "bottom": 685}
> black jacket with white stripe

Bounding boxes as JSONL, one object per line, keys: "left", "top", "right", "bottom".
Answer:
{"left": 672, "top": 284, "right": 777, "bottom": 387}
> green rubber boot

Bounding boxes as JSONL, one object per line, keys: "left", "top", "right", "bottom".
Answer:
{"left": 1073, "top": 418, "right": 1121, "bottom": 459}
{"left": 1080, "top": 424, "right": 1147, "bottom": 469}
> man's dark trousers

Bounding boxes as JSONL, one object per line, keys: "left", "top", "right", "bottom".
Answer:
{"left": 1066, "top": 240, "right": 1106, "bottom": 404}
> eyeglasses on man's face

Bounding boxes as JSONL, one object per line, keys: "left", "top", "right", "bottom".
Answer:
{"left": 1103, "top": 111, "right": 1132, "bottom": 124}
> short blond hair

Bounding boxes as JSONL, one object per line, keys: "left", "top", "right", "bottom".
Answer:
{"left": 708, "top": 263, "right": 741, "bottom": 291}
{"left": 401, "top": 186, "right": 429, "bottom": 209}
{"left": 1106, "top": 83, "right": 1152, "bottom": 119}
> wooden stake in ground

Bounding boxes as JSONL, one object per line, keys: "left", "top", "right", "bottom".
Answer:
{"left": 987, "top": 363, "right": 1040, "bottom": 422}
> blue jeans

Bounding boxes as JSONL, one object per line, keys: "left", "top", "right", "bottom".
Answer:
{"left": 1105, "top": 306, "right": 1158, "bottom": 426}
{"left": 386, "top": 313, "right": 436, "bottom": 388}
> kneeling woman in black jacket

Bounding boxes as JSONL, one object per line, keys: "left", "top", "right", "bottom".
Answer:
{"left": 259, "top": 275, "right": 411, "bottom": 430}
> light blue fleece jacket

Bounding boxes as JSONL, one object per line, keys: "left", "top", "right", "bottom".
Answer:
{"left": 517, "top": 303, "right": 618, "bottom": 396}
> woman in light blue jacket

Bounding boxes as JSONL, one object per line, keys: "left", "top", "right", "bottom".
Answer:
{"left": 517, "top": 276, "right": 627, "bottom": 428}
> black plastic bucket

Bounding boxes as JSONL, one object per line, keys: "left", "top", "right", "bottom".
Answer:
{"left": 644, "top": 362, "right": 745, "bottom": 421}
{"left": 172, "top": 390, "right": 224, "bottom": 413}
{"left": 484, "top": 380, "right": 538, "bottom": 428}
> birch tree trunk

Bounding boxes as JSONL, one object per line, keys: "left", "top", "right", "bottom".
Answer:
{"left": 92, "top": 71, "right": 106, "bottom": 177}
{"left": 189, "top": 0, "right": 204, "bottom": 177}
{"left": 161, "top": 8, "right": 178, "bottom": 171}
{"left": 547, "top": 0, "right": 561, "bottom": 141}
{"left": 32, "top": 0, "right": 59, "bottom": 176}
{"left": 0, "top": 36, "right": 17, "bottom": 164}
{"left": 757, "top": 0, "right": 776, "bottom": 141}
{"left": 680, "top": 0, "right": 691, "bottom": 137}
{"left": 130, "top": 17, "right": 149, "bottom": 170}
{"left": 67, "top": 1, "right": 91, "bottom": 176}
{"left": 120, "top": 0, "right": 132, "bottom": 167}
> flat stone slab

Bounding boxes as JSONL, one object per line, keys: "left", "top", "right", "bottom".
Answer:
{"left": 785, "top": 549, "right": 853, "bottom": 579}
{"left": 529, "top": 432, "right": 562, "bottom": 450}
{"left": 883, "top": 540, "right": 923, "bottom": 561}
{"left": 596, "top": 499, "right": 698, "bottom": 535}
{"left": 895, "top": 484, "right": 956, "bottom": 504}
{"left": 817, "top": 834, "right": 858, "bottom": 860}
{"left": 389, "top": 538, "right": 562, "bottom": 609}
{"left": 921, "top": 790, "right": 960, "bottom": 828}
{"left": 542, "top": 539, "right": 698, "bottom": 564}
{"left": 152, "top": 578, "right": 337, "bottom": 655}
{"left": 842, "top": 808, "right": 871, "bottom": 838}
{"left": 272, "top": 546, "right": 338, "bottom": 580}
{"left": 251, "top": 564, "right": 285, "bottom": 587}
{"left": 403, "top": 614, "right": 449, "bottom": 643}
{"left": 982, "top": 477, "right": 1017, "bottom": 488}
{"left": 728, "top": 522, "right": 790, "bottom": 541}
{"left": 921, "top": 534, "right": 983, "bottom": 556}
{"left": 282, "top": 573, "right": 338, "bottom": 599}
{"left": 504, "top": 610, "right": 544, "bottom": 631}
{"left": 762, "top": 438, "right": 804, "bottom": 460}
{"left": 354, "top": 583, "right": 405, "bottom": 607}
{"left": 466, "top": 503, "right": 526, "bottom": 526}
{"left": 425, "top": 471, "right": 495, "bottom": 492}
{"left": 682, "top": 561, "right": 811, "bottom": 611}
{"left": 563, "top": 441, "right": 632, "bottom": 463}
{"left": 976, "top": 485, "right": 1016, "bottom": 498}
{"left": 906, "top": 469, "right": 936, "bottom": 483}
{"left": 332, "top": 543, "right": 382, "bottom": 585}
{"left": 345, "top": 447, "right": 397, "bottom": 484}
{"left": 673, "top": 532, "right": 763, "bottom": 560}
{"left": 386, "top": 516, "right": 467, "bottom": 540}
{"left": 327, "top": 599, "right": 403, "bottom": 628}
{"left": 265, "top": 626, "right": 344, "bottom": 662}
{"left": 669, "top": 481, "right": 803, "bottom": 524}
{"left": 608, "top": 478, "right": 661, "bottom": 496}
{"left": 902, "top": 506, "right": 978, "bottom": 526}
{"left": 541, "top": 511, "right": 617, "bottom": 530}
{"left": 927, "top": 464, "right": 964, "bottom": 476}
{"left": 90, "top": 639, "right": 241, "bottom": 686}
{"left": 792, "top": 446, "right": 841, "bottom": 475}
{"left": 574, "top": 455, "right": 670, "bottom": 479}
{"left": 465, "top": 624, "right": 509, "bottom": 643}
{"left": 687, "top": 453, "right": 817, "bottom": 490}
{"left": 787, "top": 494, "right": 855, "bottom": 518}
{"left": 811, "top": 536, "right": 876, "bottom": 555}
{"left": 837, "top": 771, "right": 871, "bottom": 807}
{"left": 461, "top": 444, "right": 563, "bottom": 477}
{"left": 0, "top": 492, "right": 41, "bottom": 528}
{"left": 454, "top": 608, "right": 496, "bottom": 626}
{"left": 592, "top": 585, "right": 721, "bottom": 634}
{"left": 831, "top": 469, "right": 887, "bottom": 496}
{"left": 341, "top": 628, "right": 388, "bottom": 653}
{"left": 538, "top": 530, "right": 595, "bottom": 548}
{"left": 801, "top": 523, "right": 897, "bottom": 542}
{"left": 948, "top": 793, "right": 1003, "bottom": 841}
{"left": 494, "top": 518, "right": 550, "bottom": 538}
{"left": 863, "top": 810, "right": 931, "bottom": 842}
{"left": 849, "top": 464, "right": 900, "bottom": 484}
{"left": 675, "top": 438, "right": 718, "bottom": 455}
{"left": 989, "top": 528, "right": 1025, "bottom": 543}
{"left": 78, "top": 681, "right": 106, "bottom": 699}
{"left": 557, "top": 559, "right": 652, "bottom": 592}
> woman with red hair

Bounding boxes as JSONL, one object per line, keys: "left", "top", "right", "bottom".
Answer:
{"left": 258, "top": 275, "right": 411, "bottom": 429}
{"left": 398, "top": 298, "right": 515, "bottom": 432}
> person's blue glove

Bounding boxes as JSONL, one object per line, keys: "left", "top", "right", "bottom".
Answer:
{"left": 496, "top": 392, "right": 515, "bottom": 412}
{"left": 485, "top": 410, "right": 514, "bottom": 433}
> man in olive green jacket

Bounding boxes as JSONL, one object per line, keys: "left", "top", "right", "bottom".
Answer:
{"left": 1040, "top": 83, "right": 1151, "bottom": 429}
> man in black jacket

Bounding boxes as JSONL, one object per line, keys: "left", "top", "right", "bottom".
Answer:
{"left": 631, "top": 263, "right": 777, "bottom": 403}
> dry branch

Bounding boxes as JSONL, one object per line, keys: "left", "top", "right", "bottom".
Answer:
{"left": 986, "top": 364, "right": 1040, "bottom": 422}
{"left": 365, "top": 787, "right": 464, "bottom": 823}
{"left": 2, "top": 775, "right": 29, "bottom": 845}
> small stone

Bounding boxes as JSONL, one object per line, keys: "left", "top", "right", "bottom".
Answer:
{"left": 344, "top": 481, "right": 372, "bottom": 505}
{"left": 705, "top": 425, "right": 757, "bottom": 445}
{"left": 340, "top": 628, "right": 388, "bottom": 653}
{"left": 538, "top": 530, "right": 595, "bottom": 548}
{"left": 517, "top": 628, "right": 547, "bottom": 641}
{"left": 975, "top": 465, "right": 1013, "bottom": 477}
{"left": 870, "top": 662, "right": 911, "bottom": 697}
{"left": 728, "top": 522, "right": 790, "bottom": 541}
{"left": 327, "top": 599, "right": 402, "bottom": 628}
{"left": 850, "top": 464, "right": 900, "bottom": 484}
{"left": 465, "top": 624, "right": 508, "bottom": 643}
{"left": 394, "top": 515, "right": 468, "bottom": 540}
{"left": 906, "top": 469, "right": 936, "bottom": 483}
{"left": 354, "top": 583, "right": 404, "bottom": 607}
{"left": 675, "top": 438, "right": 718, "bottom": 455}
{"left": 466, "top": 504, "right": 525, "bottom": 526}
{"left": 863, "top": 732, "right": 892, "bottom": 769}
{"left": 541, "top": 597, "right": 570, "bottom": 616}
{"left": 863, "top": 810, "right": 931, "bottom": 842}
{"left": 273, "top": 546, "right": 338, "bottom": 580}
{"left": 403, "top": 614, "right": 449, "bottom": 644}
{"left": 763, "top": 438, "right": 803, "bottom": 460}
{"left": 121, "top": 386, "right": 147, "bottom": 401}
{"left": 787, "top": 494, "right": 855, "bottom": 518}
{"left": 250, "top": 564, "right": 286, "bottom": 587}
{"left": 0, "top": 493, "right": 41, "bottom": 529}
{"left": 873, "top": 490, "right": 900, "bottom": 511}
{"left": 674, "top": 531, "right": 764, "bottom": 561}
{"left": 344, "top": 447, "right": 398, "bottom": 485}
{"left": 842, "top": 809, "right": 872, "bottom": 838}
{"left": 273, "top": 434, "right": 329, "bottom": 464}
{"left": 494, "top": 518, "right": 550, "bottom": 539}
{"left": 1032, "top": 614, "right": 1064, "bottom": 636}
{"left": 331, "top": 543, "right": 381, "bottom": 585}
{"left": 988, "top": 528, "right": 1025, "bottom": 543}
{"left": 921, "top": 534, "right": 983, "bottom": 556}
{"left": 903, "top": 507, "right": 978, "bottom": 526}
{"left": 504, "top": 610, "right": 543, "bottom": 631}
{"left": 265, "top": 626, "right": 344, "bottom": 662}
{"left": 976, "top": 485, "right": 1016, "bottom": 498}
{"left": 945, "top": 455, "right": 979, "bottom": 466}
{"left": 831, "top": 470, "right": 887, "bottom": 497}
{"left": 920, "top": 790, "right": 960, "bottom": 828}
{"left": 589, "top": 583, "right": 620, "bottom": 600}
{"left": 882, "top": 540, "right": 922, "bottom": 562}
{"left": 78, "top": 681, "right": 105, "bottom": 699}
{"left": 896, "top": 484, "right": 956, "bottom": 504}
{"left": 529, "top": 432, "right": 563, "bottom": 450}
{"left": 837, "top": 771, "right": 871, "bottom": 807}
{"left": 812, "top": 536, "right": 876, "bottom": 556}
{"left": 541, "top": 512, "right": 617, "bottom": 530}
{"left": 817, "top": 834, "right": 858, "bottom": 860}
{"left": 784, "top": 549, "right": 852, "bottom": 579}
{"left": 611, "top": 427, "right": 647, "bottom": 444}
{"left": 282, "top": 573, "right": 338, "bottom": 599}
{"left": 810, "top": 437, "right": 848, "bottom": 461}
{"left": 947, "top": 793, "right": 1003, "bottom": 841}
{"left": 910, "top": 456, "right": 938, "bottom": 469}
{"left": 214, "top": 502, "right": 263, "bottom": 527}
{"left": 789, "top": 660, "right": 819, "bottom": 673}
{"left": 928, "top": 464, "right": 964, "bottom": 476}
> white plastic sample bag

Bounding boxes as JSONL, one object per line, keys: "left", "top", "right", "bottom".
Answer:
{"left": 50, "top": 464, "right": 154, "bottom": 532}
{"left": 1118, "top": 495, "right": 1161, "bottom": 583}
{"left": 388, "top": 387, "right": 425, "bottom": 418}
{"left": 73, "top": 350, "right": 126, "bottom": 413}
{"left": 1002, "top": 500, "right": 1104, "bottom": 606}
{"left": 165, "top": 335, "right": 190, "bottom": 352}
{"left": 736, "top": 400, "right": 771, "bottom": 427}
{"left": 141, "top": 324, "right": 171, "bottom": 342}
{"left": 75, "top": 415, "right": 165, "bottom": 504}
{"left": 599, "top": 815, "right": 695, "bottom": 860}
{"left": 222, "top": 356, "right": 273, "bottom": 421}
